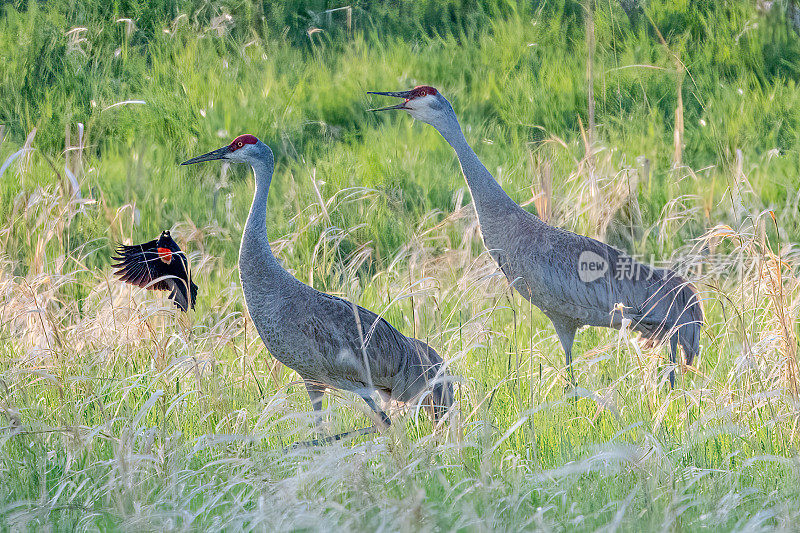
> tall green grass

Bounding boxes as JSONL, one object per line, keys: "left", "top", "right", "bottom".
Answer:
{"left": 2, "top": 0, "right": 800, "bottom": 530}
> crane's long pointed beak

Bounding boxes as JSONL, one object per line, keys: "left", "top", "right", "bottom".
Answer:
{"left": 367, "top": 90, "right": 415, "bottom": 112}
{"left": 368, "top": 90, "right": 415, "bottom": 98}
{"left": 368, "top": 102, "right": 408, "bottom": 112}
{"left": 180, "top": 145, "right": 231, "bottom": 165}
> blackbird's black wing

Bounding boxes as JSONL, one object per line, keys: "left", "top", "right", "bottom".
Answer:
{"left": 112, "top": 238, "right": 168, "bottom": 290}
{"left": 112, "top": 231, "right": 197, "bottom": 312}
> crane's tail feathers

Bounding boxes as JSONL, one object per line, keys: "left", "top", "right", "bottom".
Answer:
{"left": 676, "top": 300, "right": 703, "bottom": 367}
{"left": 670, "top": 275, "right": 704, "bottom": 366}
{"left": 636, "top": 272, "right": 704, "bottom": 367}
{"left": 431, "top": 355, "right": 456, "bottom": 423}
{"left": 430, "top": 376, "right": 454, "bottom": 423}
{"left": 408, "top": 338, "right": 454, "bottom": 423}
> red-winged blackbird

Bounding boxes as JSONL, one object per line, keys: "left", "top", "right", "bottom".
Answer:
{"left": 112, "top": 230, "right": 197, "bottom": 312}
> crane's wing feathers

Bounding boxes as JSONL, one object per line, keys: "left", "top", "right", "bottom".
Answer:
{"left": 512, "top": 214, "right": 702, "bottom": 339}
{"left": 299, "top": 291, "right": 443, "bottom": 399}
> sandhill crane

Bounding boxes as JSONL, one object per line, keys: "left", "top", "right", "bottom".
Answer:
{"left": 113, "top": 230, "right": 197, "bottom": 312}
{"left": 181, "top": 134, "right": 452, "bottom": 442}
{"left": 369, "top": 86, "right": 703, "bottom": 387}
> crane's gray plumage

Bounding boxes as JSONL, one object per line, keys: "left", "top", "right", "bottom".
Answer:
{"left": 369, "top": 87, "right": 703, "bottom": 386}
{"left": 182, "top": 134, "right": 452, "bottom": 437}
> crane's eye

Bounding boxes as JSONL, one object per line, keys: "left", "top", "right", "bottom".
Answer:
{"left": 237, "top": 141, "right": 243, "bottom": 147}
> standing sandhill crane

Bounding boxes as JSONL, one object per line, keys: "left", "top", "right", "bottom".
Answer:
{"left": 369, "top": 87, "right": 703, "bottom": 387}
{"left": 113, "top": 230, "right": 198, "bottom": 312}
{"left": 181, "top": 134, "right": 452, "bottom": 442}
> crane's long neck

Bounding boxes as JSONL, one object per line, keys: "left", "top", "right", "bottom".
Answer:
{"left": 239, "top": 157, "right": 292, "bottom": 290}
{"left": 433, "top": 114, "right": 517, "bottom": 218}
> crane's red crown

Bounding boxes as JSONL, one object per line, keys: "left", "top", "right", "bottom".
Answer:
{"left": 410, "top": 86, "right": 438, "bottom": 98}
{"left": 230, "top": 134, "right": 259, "bottom": 151}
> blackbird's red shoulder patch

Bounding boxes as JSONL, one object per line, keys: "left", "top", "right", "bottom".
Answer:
{"left": 158, "top": 247, "right": 173, "bottom": 264}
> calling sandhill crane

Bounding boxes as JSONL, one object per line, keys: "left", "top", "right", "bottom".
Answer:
{"left": 113, "top": 230, "right": 197, "bottom": 312}
{"left": 369, "top": 86, "right": 704, "bottom": 387}
{"left": 181, "top": 134, "right": 452, "bottom": 443}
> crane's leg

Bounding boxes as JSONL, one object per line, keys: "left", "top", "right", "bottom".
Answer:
{"left": 668, "top": 334, "right": 678, "bottom": 389}
{"left": 288, "top": 385, "right": 381, "bottom": 450}
{"left": 360, "top": 394, "right": 391, "bottom": 429}
{"left": 304, "top": 381, "right": 326, "bottom": 432}
{"left": 552, "top": 319, "right": 578, "bottom": 387}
